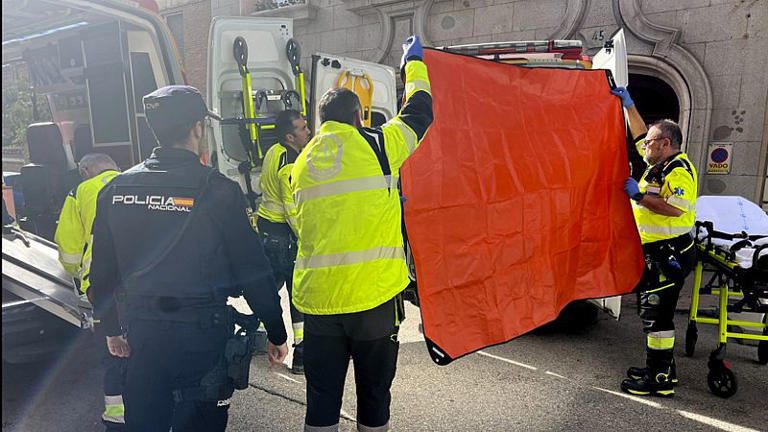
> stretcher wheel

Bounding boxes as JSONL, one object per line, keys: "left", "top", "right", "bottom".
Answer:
{"left": 707, "top": 363, "right": 737, "bottom": 398}
{"left": 685, "top": 322, "right": 697, "bottom": 357}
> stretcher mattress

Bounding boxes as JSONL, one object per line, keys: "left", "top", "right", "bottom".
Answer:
{"left": 400, "top": 49, "right": 644, "bottom": 364}
{"left": 696, "top": 196, "right": 768, "bottom": 269}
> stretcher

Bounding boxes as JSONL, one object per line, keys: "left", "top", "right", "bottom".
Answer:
{"left": 686, "top": 196, "right": 768, "bottom": 398}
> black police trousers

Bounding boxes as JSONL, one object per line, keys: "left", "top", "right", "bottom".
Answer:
{"left": 124, "top": 318, "right": 232, "bottom": 432}
{"left": 304, "top": 296, "right": 403, "bottom": 430}
{"left": 257, "top": 218, "right": 303, "bottom": 326}
{"left": 95, "top": 324, "right": 127, "bottom": 431}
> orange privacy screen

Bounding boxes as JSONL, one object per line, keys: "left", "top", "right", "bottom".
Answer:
{"left": 401, "top": 49, "right": 644, "bottom": 365}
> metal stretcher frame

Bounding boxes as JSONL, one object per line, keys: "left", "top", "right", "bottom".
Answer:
{"left": 685, "top": 221, "right": 768, "bottom": 398}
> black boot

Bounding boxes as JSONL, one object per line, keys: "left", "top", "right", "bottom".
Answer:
{"left": 291, "top": 342, "right": 304, "bottom": 375}
{"left": 627, "top": 357, "right": 678, "bottom": 384}
{"left": 621, "top": 348, "right": 675, "bottom": 397}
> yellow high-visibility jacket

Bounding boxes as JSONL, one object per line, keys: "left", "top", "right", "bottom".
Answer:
{"left": 256, "top": 143, "right": 299, "bottom": 232}
{"left": 633, "top": 152, "right": 697, "bottom": 244}
{"left": 55, "top": 170, "right": 119, "bottom": 293}
{"left": 290, "top": 60, "right": 432, "bottom": 315}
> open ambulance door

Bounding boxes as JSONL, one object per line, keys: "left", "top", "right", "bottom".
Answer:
{"left": 588, "top": 28, "right": 629, "bottom": 319}
{"left": 207, "top": 17, "right": 300, "bottom": 204}
{"left": 308, "top": 54, "right": 397, "bottom": 134}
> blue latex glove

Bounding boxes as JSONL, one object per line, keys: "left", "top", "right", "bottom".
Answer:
{"left": 611, "top": 87, "right": 635, "bottom": 108}
{"left": 624, "top": 177, "right": 644, "bottom": 201}
{"left": 400, "top": 35, "right": 423, "bottom": 70}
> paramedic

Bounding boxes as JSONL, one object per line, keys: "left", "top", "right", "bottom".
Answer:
{"left": 290, "top": 35, "right": 432, "bottom": 432}
{"left": 614, "top": 87, "right": 698, "bottom": 397}
{"left": 89, "top": 85, "right": 288, "bottom": 431}
{"left": 54, "top": 153, "right": 124, "bottom": 430}
{"left": 256, "top": 109, "right": 311, "bottom": 374}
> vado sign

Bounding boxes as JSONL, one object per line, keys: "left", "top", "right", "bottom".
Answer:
{"left": 707, "top": 142, "right": 732, "bottom": 175}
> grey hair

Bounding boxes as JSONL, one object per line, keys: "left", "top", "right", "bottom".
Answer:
{"left": 78, "top": 153, "right": 118, "bottom": 172}
{"left": 649, "top": 119, "right": 683, "bottom": 150}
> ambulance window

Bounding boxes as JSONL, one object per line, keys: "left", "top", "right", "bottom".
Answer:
{"left": 130, "top": 52, "right": 158, "bottom": 113}
{"left": 83, "top": 23, "right": 130, "bottom": 145}
{"left": 88, "top": 68, "right": 131, "bottom": 145}
{"left": 165, "top": 13, "right": 184, "bottom": 64}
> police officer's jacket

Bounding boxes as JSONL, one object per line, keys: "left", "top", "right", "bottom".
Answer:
{"left": 633, "top": 151, "right": 698, "bottom": 245}
{"left": 55, "top": 169, "right": 119, "bottom": 293}
{"left": 256, "top": 143, "right": 299, "bottom": 231}
{"left": 89, "top": 147, "right": 287, "bottom": 344}
{"left": 290, "top": 59, "right": 432, "bottom": 315}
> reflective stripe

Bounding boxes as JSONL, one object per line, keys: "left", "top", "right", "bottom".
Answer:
{"left": 295, "top": 246, "right": 405, "bottom": 270}
{"left": 259, "top": 200, "right": 284, "bottom": 213}
{"left": 102, "top": 395, "right": 125, "bottom": 424}
{"left": 645, "top": 282, "right": 675, "bottom": 294}
{"left": 358, "top": 422, "right": 390, "bottom": 432}
{"left": 666, "top": 195, "right": 694, "bottom": 211}
{"left": 647, "top": 330, "right": 675, "bottom": 350}
{"left": 295, "top": 175, "right": 392, "bottom": 203}
{"left": 104, "top": 395, "right": 124, "bottom": 405}
{"left": 390, "top": 119, "right": 417, "bottom": 153}
{"left": 59, "top": 251, "right": 82, "bottom": 265}
{"left": 637, "top": 225, "right": 692, "bottom": 237}
{"left": 405, "top": 79, "right": 431, "bottom": 96}
{"left": 293, "top": 323, "right": 304, "bottom": 342}
{"left": 304, "top": 424, "right": 339, "bottom": 432}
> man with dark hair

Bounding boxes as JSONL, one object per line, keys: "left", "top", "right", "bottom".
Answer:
{"left": 90, "top": 85, "right": 288, "bottom": 431}
{"left": 54, "top": 152, "right": 124, "bottom": 430}
{"left": 614, "top": 88, "right": 698, "bottom": 398}
{"left": 256, "top": 108, "right": 311, "bottom": 374}
{"left": 291, "top": 36, "right": 433, "bottom": 431}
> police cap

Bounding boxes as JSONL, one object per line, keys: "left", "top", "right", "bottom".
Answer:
{"left": 143, "top": 85, "right": 221, "bottom": 134}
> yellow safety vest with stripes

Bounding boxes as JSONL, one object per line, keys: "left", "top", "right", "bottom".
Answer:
{"left": 257, "top": 143, "right": 298, "bottom": 231}
{"left": 632, "top": 152, "right": 697, "bottom": 244}
{"left": 290, "top": 60, "right": 431, "bottom": 315}
{"left": 54, "top": 170, "right": 119, "bottom": 293}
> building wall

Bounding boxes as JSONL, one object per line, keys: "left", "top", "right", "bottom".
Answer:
{"left": 160, "top": 0, "right": 768, "bottom": 202}
{"left": 158, "top": 0, "right": 212, "bottom": 96}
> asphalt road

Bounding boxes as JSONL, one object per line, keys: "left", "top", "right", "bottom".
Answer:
{"left": 3, "top": 293, "right": 767, "bottom": 432}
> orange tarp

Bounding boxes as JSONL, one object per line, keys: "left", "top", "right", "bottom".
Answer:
{"left": 401, "top": 49, "right": 644, "bottom": 364}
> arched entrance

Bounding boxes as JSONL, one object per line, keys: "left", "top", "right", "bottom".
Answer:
{"left": 629, "top": 74, "right": 679, "bottom": 125}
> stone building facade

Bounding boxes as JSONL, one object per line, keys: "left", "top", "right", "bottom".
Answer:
{"left": 158, "top": 0, "right": 768, "bottom": 205}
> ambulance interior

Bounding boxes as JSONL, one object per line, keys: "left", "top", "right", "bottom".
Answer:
{"left": 3, "top": 0, "right": 179, "bottom": 238}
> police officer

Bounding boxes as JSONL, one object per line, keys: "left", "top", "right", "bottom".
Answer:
{"left": 256, "top": 109, "right": 311, "bottom": 374}
{"left": 54, "top": 153, "right": 124, "bottom": 430}
{"left": 614, "top": 87, "right": 698, "bottom": 397}
{"left": 89, "top": 85, "right": 288, "bottom": 431}
{"left": 290, "top": 36, "right": 432, "bottom": 431}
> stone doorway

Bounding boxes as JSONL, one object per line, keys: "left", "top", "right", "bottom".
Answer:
{"left": 629, "top": 74, "right": 680, "bottom": 125}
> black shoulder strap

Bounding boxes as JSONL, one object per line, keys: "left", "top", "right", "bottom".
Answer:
{"left": 357, "top": 127, "right": 391, "bottom": 178}
{"left": 662, "top": 154, "right": 693, "bottom": 178}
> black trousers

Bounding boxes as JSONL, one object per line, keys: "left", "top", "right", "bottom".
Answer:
{"left": 124, "top": 318, "right": 232, "bottom": 432}
{"left": 257, "top": 218, "right": 303, "bottom": 326}
{"left": 304, "top": 296, "right": 403, "bottom": 429}
{"left": 636, "top": 234, "right": 696, "bottom": 335}
{"left": 95, "top": 323, "right": 128, "bottom": 431}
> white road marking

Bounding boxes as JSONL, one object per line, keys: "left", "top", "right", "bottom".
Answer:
{"left": 544, "top": 371, "right": 567, "bottom": 379}
{"left": 275, "top": 373, "right": 303, "bottom": 384}
{"left": 591, "top": 386, "right": 663, "bottom": 408}
{"left": 477, "top": 350, "right": 538, "bottom": 370}
{"left": 676, "top": 410, "right": 761, "bottom": 432}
